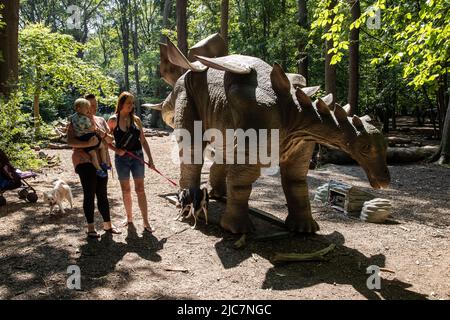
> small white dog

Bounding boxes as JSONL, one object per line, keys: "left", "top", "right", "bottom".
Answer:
{"left": 43, "top": 179, "right": 73, "bottom": 214}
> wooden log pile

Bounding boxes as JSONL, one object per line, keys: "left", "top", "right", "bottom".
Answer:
{"left": 143, "top": 128, "right": 171, "bottom": 137}
{"left": 319, "top": 145, "right": 439, "bottom": 165}
{"left": 50, "top": 120, "right": 69, "bottom": 144}
{"left": 38, "top": 151, "right": 61, "bottom": 167}
{"left": 44, "top": 121, "right": 172, "bottom": 150}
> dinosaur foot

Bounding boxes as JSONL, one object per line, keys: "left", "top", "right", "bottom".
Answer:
{"left": 285, "top": 215, "right": 320, "bottom": 234}
{"left": 208, "top": 187, "right": 227, "bottom": 200}
{"left": 220, "top": 212, "right": 255, "bottom": 234}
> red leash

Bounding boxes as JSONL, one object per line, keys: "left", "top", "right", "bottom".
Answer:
{"left": 125, "top": 151, "right": 178, "bottom": 187}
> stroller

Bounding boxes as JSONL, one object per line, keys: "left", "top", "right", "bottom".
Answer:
{"left": 0, "top": 149, "right": 38, "bottom": 206}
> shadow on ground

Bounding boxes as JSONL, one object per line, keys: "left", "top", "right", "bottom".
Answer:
{"left": 214, "top": 231, "right": 428, "bottom": 300}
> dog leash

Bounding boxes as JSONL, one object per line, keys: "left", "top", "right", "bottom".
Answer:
{"left": 125, "top": 151, "right": 178, "bottom": 187}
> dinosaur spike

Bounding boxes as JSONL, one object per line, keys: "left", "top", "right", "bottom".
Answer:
{"left": 301, "top": 86, "right": 320, "bottom": 97}
{"left": 167, "top": 38, "right": 208, "bottom": 72}
{"left": 286, "top": 73, "right": 307, "bottom": 87}
{"left": 334, "top": 103, "right": 348, "bottom": 121}
{"left": 187, "top": 33, "right": 227, "bottom": 61}
{"left": 352, "top": 115, "right": 364, "bottom": 129}
{"left": 343, "top": 104, "right": 351, "bottom": 115}
{"left": 321, "top": 93, "right": 334, "bottom": 106}
{"left": 142, "top": 102, "right": 163, "bottom": 111}
{"left": 316, "top": 98, "right": 331, "bottom": 115}
{"left": 295, "top": 87, "right": 313, "bottom": 108}
{"left": 360, "top": 115, "right": 372, "bottom": 123}
{"left": 195, "top": 55, "right": 251, "bottom": 74}
{"left": 271, "top": 63, "right": 291, "bottom": 95}
{"left": 159, "top": 43, "right": 184, "bottom": 87}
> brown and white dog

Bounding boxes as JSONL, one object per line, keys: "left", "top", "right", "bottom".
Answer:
{"left": 43, "top": 179, "right": 73, "bottom": 214}
{"left": 175, "top": 187, "right": 209, "bottom": 229}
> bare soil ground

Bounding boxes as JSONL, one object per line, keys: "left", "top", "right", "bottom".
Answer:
{"left": 1, "top": 133, "right": 449, "bottom": 300}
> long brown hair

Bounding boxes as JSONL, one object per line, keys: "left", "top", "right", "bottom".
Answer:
{"left": 115, "top": 91, "right": 139, "bottom": 125}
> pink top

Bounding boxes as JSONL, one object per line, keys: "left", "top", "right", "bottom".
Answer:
{"left": 71, "top": 116, "right": 111, "bottom": 171}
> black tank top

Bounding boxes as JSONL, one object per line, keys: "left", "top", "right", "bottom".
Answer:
{"left": 113, "top": 114, "right": 142, "bottom": 151}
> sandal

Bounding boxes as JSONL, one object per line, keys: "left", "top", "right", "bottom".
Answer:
{"left": 87, "top": 231, "right": 100, "bottom": 238}
{"left": 103, "top": 227, "right": 122, "bottom": 235}
{"left": 122, "top": 220, "right": 133, "bottom": 227}
{"left": 144, "top": 226, "right": 156, "bottom": 233}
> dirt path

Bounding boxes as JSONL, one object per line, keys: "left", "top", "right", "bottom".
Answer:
{"left": 1, "top": 134, "right": 449, "bottom": 300}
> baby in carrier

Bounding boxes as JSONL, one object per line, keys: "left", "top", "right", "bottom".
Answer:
{"left": 69, "top": 98, "right": 111, "bottom": 177}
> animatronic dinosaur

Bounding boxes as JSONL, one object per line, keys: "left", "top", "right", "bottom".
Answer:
{"left": 146, "top": 34, "right": 390, "bottom": 234}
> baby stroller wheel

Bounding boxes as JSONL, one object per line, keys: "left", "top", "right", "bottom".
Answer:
{"left": 26, "top": 192, "right": 38, "bottom": 203}
{"left": 18, "top": 188, "right": 28, "bottom": 199}
{"left": 0, "top": 195, "right": 6, "bottom": 206}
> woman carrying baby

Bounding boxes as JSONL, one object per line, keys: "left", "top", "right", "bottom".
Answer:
{"left": 69, "top": 98, "right": 111, "bottom": 177}
{"left": 67, "top": 95, "right": 121, "bottom": 238}
{"left": 108, "top": 92, "right": 156, "bottom": 233}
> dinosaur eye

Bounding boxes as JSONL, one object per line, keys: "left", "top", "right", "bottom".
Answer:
{"left": 361, "top": 144, "right": 371, "bottom": 153}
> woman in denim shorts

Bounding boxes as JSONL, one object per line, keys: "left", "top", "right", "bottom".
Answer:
{"left": 108, "top": 92, "right": 156, "bottom": 233}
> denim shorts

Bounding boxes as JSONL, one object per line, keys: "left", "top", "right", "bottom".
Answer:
{"left": 115, "top": 149, "right": 145, "bottom": 181}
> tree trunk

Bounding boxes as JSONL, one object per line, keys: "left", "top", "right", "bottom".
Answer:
{"left": 123, "top": 2, "right": 130, "bottom": 91}
{"left": 438, "top": 99, "right": 450, "bottom": 164}
{"left": 117, "top": 0, "right": 130, "bottom": 91}
{"left": 131, "top": 0, "right": 141, "bottom": 117}
{"left": 297, "top": 0, "right": 309, "bottom": 84}
{"left": 392, "top": 91, "right": 397, "bottom": 130}
{"left": 322, "top": 145, "right": 440, "bottom": 165}
{"left": 348, "top": 0, "right": 360, "bottom": 115}
{"left": 220, "top": 0, "right": 229, "bottom": 55}
{"left": 33, "top": 90, "right": 40, "bottom": 128}
{"left": 325, "top": 0, "right": 337, "bottom": 102}
{"left": 376, "top": 65, "right": 388, "bottom": 132}
{"left": 152, "top": 0, "right": 171, "bottom": 127}
{"left": 0, "top": 0, "right": 19, "bottom": 97}
{"left": 176, "top": 0, "right": 188, "bottom": 56}
{"left": 437, "top": 73, "right": 448, "bottom": 133}
{"left": 78, "top": 19, "right": 89, "bottom": 58}
{"left": 162, "top": 0, "right": 172, "bottom": 40}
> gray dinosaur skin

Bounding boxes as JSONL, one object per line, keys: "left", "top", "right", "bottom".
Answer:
{"left": 158, "top": 54, "right": 390, "bottom": 234}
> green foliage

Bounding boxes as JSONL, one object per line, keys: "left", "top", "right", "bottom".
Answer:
{"left": 0, "top": 93, "right": 46, "bottom": 170}
{"left": 310, "top": 0, "right": 350, "bottom": 65}
{"left": 187, "top": 0, "right": 302, "bottom": 72}
{"left": 381, "top": 0, "right": 449, "bottom": 90}
{"left": 19, "top": 24, "right": 118, "bottom": 119}
{"left": 0, "top": 3, "right": 5, "bottom": 62}
{"left": 188, "top": 0, "right": 221, "bottom": 46}
{"left": 0, "top": 3, "right": 4, "bottom": 27}
{"left": 14, "top": 0, "right": 449, "bottom": 136}
{"left": 311, "top": 0, "right": 449, "bottom": 90}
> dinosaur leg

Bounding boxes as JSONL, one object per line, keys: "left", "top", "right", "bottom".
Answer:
{"left": 280, "top": 142, "right": 319, "bottom": 233}
{"left": 178, "top": 129, "right": 203, "bottom": 188}
{"left": 220, "top": 164, "right": 260, "bottom": 234}
{"left": 208, "top": 162, "right": 227, "bottom": 198}
{"left": 174, "top": 89, "right": 204, "bottom": 189}
{"left": 180, "top": 164, "right": 202, "bottom": 189}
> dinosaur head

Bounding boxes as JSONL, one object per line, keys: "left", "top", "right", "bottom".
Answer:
{"left": 271, "top": 64, "right": 390, "bottom": 189}
{"left": 303, "top": 95, "right": 390, "bottom": 189}
{"left": 342, "top": 114, "right": 390, "bottom": 189}
{"left": 310, "top": 97, "right": 390, "bottom": 189}
{"left": 142, "top": 93, "right": 175, "bottom": 128}
{"left": 144, "top": 35, "right": 229, "bottom": 127}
